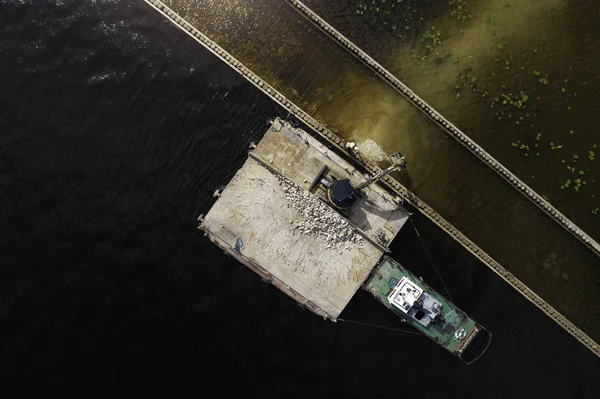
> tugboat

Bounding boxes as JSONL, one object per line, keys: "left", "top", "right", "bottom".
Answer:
{"left": 364, "top": 256, "right": 492, "bottom": 364}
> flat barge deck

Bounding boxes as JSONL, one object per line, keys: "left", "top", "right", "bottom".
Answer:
{"left": 199, "top": 118, "right": 409, "bottom": 320}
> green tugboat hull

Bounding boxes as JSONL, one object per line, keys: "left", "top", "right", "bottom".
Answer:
{"left": 363, "top": 256, "right": 491, "bottom": 364}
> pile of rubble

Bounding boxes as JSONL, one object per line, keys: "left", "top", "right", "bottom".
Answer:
{"left": 277, "top": 176, "right": 363, "bottom": 250}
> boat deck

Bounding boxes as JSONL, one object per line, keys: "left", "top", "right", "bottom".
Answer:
{"left": 364, "top": 257, "right": 479, "bottom": 355}
{"left": 200, "top": 119, "right": 410, "bottom": 319}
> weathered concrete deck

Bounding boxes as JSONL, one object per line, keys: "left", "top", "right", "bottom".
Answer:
{"left": 201, "top": 119, "right": 409, "bottom": 319}
{"left": 253, "top": 119, "right": 409, "bottom": 248}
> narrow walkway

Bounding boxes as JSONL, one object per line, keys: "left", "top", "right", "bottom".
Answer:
{"left": 144, "top": 0, "right": 600, "bottom": 356}
{"left": 287, "top": 0, "right": 599, "bottom": 258}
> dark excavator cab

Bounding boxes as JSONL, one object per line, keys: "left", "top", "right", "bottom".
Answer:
{"left": 325, "top": 151, "right": 408, "bottom": 210}
{"left": 327, "top": 179, "right": 357, "bottom": 210}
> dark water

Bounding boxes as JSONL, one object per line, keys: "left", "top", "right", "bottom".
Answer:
{"left": 1, "top": 0, "right": 598, "bottom": 395}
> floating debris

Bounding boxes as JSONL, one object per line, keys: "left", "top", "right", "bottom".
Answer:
{"left": 449, "top": 0, "right": 472, "bottom": 22}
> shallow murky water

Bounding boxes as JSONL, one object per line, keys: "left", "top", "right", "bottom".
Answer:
{"left": 306, "top": 0, "right": 600, "bottom": 239}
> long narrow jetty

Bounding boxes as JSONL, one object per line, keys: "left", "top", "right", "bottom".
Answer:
{"left": 143, "top": 0, "right": 600, "bottom": 357}
{"left": 286, "top": 0, "right": 600, "bottom": 259}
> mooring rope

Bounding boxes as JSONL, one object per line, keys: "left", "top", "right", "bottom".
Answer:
{"left": 410, "top": 218, "right": 455, "bottom": 303}
{"left": 338, "top": 318, "right": 424, "bottom": 336}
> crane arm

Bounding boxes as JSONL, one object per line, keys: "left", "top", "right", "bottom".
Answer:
{"left": 353, "top": 153, "right": 407, "bottom": 191}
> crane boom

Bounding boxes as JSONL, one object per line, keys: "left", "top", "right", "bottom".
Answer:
{"left": 325, "top": 151, "right": 408, "bottom": 210}
{"left": 353, "top": 152, "right": 407, "bottom": 191}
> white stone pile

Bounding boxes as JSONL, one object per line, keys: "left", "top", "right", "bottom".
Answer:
{"left": 277, "top": 176, "right": 363, "bottom": 250}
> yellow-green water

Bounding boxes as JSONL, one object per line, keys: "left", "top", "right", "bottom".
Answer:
{"left": 307, "top": 0, "right": 600, "bottom": 238}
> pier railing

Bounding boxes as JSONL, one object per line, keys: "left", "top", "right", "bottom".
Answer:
{"left": 286, "top": 0, "right": 600, "bottom": 260}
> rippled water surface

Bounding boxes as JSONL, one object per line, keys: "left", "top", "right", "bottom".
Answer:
{"left": 0, "top": 0, "right": 598, "bottom": 394}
